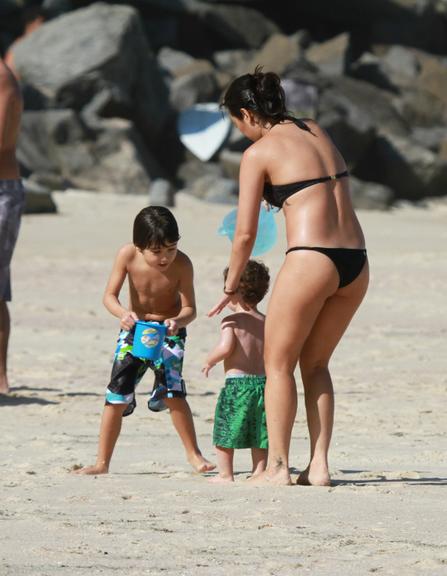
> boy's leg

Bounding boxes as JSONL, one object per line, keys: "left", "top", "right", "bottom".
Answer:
{"left": 249, "top": 448, "right": 268, "bottom": 478}
{"left": 164, "top": 397, "right": 215, "bottom": 473}
{"left": 74, "top": 403, "right": 128, "bottom": 475}
{"left": 209, "top": 446, "right": 234, "bottom": 483}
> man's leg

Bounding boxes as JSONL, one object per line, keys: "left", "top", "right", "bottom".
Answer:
{"left": 0, "top": 301, "right": 10, "bottom": 393}
{"left": 164, "top": 397, "right": 215, "bottom": 473}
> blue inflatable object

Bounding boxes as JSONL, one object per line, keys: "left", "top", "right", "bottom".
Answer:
{"left": 218, "top": 205, "right": 277, "bottom": 256}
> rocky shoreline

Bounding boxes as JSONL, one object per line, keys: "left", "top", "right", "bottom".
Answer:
{"left": 1, "top": 0, "right": 447, "bottom": 210}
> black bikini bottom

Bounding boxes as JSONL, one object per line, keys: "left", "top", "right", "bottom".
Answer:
{"left": 285, "top": 247, "right": 367, "bottom": 288}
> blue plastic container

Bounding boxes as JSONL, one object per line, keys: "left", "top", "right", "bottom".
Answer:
{"left": 132, "top": 321, "right": 166, "bottom": 360}
{"left": 218, "top": 205, "right": 277, "bottom": 256}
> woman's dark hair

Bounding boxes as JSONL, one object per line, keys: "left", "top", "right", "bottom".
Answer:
{"left": 221, "top": 65, "right": 308, "bottom": 129}
{"left": 224, "top": 260, "right": 270, "bottom": 305}
{"left": 133, "top": 206, "right": 180, "bottom": 250}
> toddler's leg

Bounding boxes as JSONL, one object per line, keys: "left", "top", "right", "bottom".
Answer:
{"left": 209, "top": 446, "right": 234, "bottom": 483}
{"left": 164, "top": 397, "right": 215, "bottom": 473}
{"left": 74, "top": 403, "right": 128, "bottom": 475}
{"left": 249, "top": 448, "right": 268, "bottom": 479}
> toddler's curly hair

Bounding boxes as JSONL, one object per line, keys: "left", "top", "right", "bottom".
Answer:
{"left": 224, "top": 260, "right": 270, "bottom": 305}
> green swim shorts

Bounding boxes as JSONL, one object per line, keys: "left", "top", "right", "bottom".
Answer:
{"left": 213, "top": 374, "right": 268, "bottom": 450}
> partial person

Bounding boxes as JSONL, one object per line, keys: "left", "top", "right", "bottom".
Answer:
{"left": 0, "top": 58, "right": 25, "bottom": 394}
{"left": 209, "top": 67, "right": 369, "bottom": 486}
{"left": 203, "top": 260, "right": 270, "bottom": 483}
{"left": 75, "top": 206, "right": 215, "bottom": 475}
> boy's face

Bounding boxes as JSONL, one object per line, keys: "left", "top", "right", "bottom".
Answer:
{"left": 140, "top": 242, "right": 178, "bottom": 270}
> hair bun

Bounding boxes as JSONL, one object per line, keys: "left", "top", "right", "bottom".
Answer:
{"left": 251, "top": 66, "right": 285, "bottom": 117}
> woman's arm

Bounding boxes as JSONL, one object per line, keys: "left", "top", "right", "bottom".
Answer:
{"left": 208, "top": 147, "right": 265, "bottom": 317}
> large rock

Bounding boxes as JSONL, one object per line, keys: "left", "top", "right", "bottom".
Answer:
{"left": 317, "top": 76, "right": 409, "bottom": 169}
{"left": 354, "top": 133, "right": 447, "bottom": 200}
{"left": 12, "top": 3, "right": 170, "bottom": 145}
{"left": 350, "top": 46, "right": 447, "bottom": 125}
{"left": 306, "top": 33, "right": 350, "bottom": 76}
{"left": 349, "top": 176, "right": 394, "bottom": 210}
{"left": 17, "top": 110, "right": 162, "bottom": 194}
{"left": 23, "top": 179, "right": 58, "bottom": 214}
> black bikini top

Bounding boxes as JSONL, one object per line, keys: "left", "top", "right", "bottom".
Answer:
{"left": 262, "top": 119, "right": 349, "bottom": 209}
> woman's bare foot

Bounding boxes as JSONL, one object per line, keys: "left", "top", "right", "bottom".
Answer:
{"left": 247, "top": 466, "right": 292, "bottom": 486}
{"left": 72, "top": 463, "right": 109, "bottom": 475}
{"left": 208, "top": 474, "right": 233, "bottom": 484}
{"left": 296, "top": 465, "right": 331, "bottom": 486}
{"left": 188, "top": 452, "right": 216, "bottom": 473}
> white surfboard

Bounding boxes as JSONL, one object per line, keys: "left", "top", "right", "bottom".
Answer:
{"left": 177, "top": 103, "right": 231, "bottom": 162}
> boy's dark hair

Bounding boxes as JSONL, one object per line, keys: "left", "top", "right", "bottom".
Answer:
{"left": 133, "top": 206, "right": 180, "bottom": 250}
{"left": 224, "top": 260, "right": 270, "bottom": 305}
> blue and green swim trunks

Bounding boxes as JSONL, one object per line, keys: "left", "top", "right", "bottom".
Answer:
{"left": 213, "top": 374, "right": 268, "bottom": 450}
{"left": 105, "top": 323, "right": 187, "bottom": 416}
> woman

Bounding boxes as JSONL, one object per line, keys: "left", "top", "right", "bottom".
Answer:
{"left": 208, "top": 68, "right": 369, "bottom": 486}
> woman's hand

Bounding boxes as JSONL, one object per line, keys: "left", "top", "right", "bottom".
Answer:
{"left": 207, "top": 294, "right": 233, "bottom": 317}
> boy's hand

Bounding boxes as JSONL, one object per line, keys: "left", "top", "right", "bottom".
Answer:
{"left": 201, "top": 364, "right": 214, "bottom": 377}
{"left": 164, "top": 318, "right": 179, "bottom": 336}
{"left": 120, "top": 311, "right": 138, "bottom": 331}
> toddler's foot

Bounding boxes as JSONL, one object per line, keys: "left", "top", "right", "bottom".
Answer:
{"left": 72, "top": 463, "right": 109, "bottom": 475}
{"left": 208, "top": 474, "right": 233, "bottom": 484}
{"left": 188, "top": 452, "right": 216, "bottom": 473}
{"left": 296, "top": 465, "right": 331, "bottom": 487}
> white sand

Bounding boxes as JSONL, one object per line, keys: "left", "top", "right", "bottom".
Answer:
{"left": 1, "top": 191, "right": 446, "bottom": 575}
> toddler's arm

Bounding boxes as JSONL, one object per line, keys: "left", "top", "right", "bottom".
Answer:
{"left": 202, "top": 320, "right": 236, "bottom": 377}
{"left": 103, "top": 245, "right": 137, "bottom": 330}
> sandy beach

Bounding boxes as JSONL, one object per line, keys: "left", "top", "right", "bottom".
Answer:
{"left": 1, "top": 190, "right": 446, "bottom": 575}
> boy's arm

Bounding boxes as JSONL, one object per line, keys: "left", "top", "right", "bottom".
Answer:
{"left": 202, "top": 320, "right": 236, "bottom": 377}
{"left": 165, "top": 255, "right": 196, "bottom": 334}
{"left": 103, "top": 246, "right": 137, "bottom": 330}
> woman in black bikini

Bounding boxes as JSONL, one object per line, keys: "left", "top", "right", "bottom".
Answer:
{"left": 208, "top": 68, "right": 369, "bottom": 486}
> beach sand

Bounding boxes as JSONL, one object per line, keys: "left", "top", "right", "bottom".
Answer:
{"left": 1, "top": 191, "right": 446, "bottom": 575}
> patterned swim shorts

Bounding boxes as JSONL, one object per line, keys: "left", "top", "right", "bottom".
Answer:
{"left": 105, "top": 324, "right": 187, "bottom": 416}
{"left": 213, "top": 374, "right": 268, "bottom": 449}
{"left": 0, "top": 180, "right": 25, "bottom": 302}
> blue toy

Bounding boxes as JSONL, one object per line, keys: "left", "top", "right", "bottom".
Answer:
{"left": 218, "top": 205, "right": 277, "bottom": 256}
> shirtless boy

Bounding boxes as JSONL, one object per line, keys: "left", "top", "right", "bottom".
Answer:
{"left": 76, "top": 206, "right": 214, "bottom": 475}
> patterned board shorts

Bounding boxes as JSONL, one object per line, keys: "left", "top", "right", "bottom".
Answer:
{"left": 0, "top": 180, "right": 25, "bottom": 302}
{"left": 213, "top": 374, "right": 268, "bottom": 450}
{"left": 105, "top": 324, "right": 187, "bottom": 416}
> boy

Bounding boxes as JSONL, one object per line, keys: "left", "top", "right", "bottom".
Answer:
{"left": 76, "top": 206, "right": 214, "bottom": 475}
{"left": 202, "top": 260, "right": 270, "bottom": 483}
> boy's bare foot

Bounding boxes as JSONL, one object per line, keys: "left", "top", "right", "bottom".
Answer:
{"left": 208, "top": 474, "right": 233, "bottom": 484}
{"left": 296, "top": 465, "right": 331, "bottom": 487}
{"left": 72, "top": 463, "right": 109, "bottom": 475}
{"left": 188, "top": 453, "right": 216, "bottom": 473}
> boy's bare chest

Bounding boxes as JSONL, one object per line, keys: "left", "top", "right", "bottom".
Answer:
{"left": 128, "top": 264, "right": 179, "bottom": 297}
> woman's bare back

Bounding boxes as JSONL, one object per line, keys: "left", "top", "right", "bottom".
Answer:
{"left": 257, "top": 119, "right": 365, "bottom": 249}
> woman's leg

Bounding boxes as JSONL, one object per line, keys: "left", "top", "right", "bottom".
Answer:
{"left": 298, "top": 262, "right": 369, "bottom": 485}
{"left": 252, "top": 251, "right": 340, "bottom": 485}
